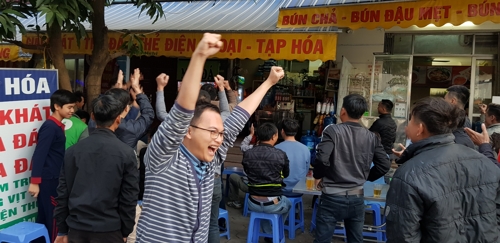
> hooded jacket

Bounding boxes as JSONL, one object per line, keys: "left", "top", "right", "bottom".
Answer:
{"left": 386, "top": 134, "right": 500, "bottom": 243}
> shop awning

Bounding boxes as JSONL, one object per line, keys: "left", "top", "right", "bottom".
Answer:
{"left": 277, "top": 0, "right": 500, "bottom": 30}
{"left": 0, "top": 45, "right": 32, "bottom": 62}
{"left": 23, "top": 32, "right": 337, "bottom": 61}
{"left": 17, "top": 0, "right": 392, "bottom": 34}
{"left": 18, "top": 0, "right": 400, "bottom": 61}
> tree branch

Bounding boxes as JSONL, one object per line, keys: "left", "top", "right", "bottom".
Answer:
{"left": 110, "top": 50, "right": 126, "bottom": 59}
{"left": 4, "top": 39, "right": 46, "bottom": 51}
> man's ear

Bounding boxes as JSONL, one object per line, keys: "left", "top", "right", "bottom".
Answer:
{"left": 185, "top": 127, "right": 193, "bottom": 139}
{"left": 115, "top": 116, "right": 122, "bottom": 126}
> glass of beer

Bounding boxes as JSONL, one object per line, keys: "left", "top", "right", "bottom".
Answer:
{"left": 306, "top": 177, "right": 315, "bottom": 190}
{"left": 373, "top": 184, "right": 383, "bottom": 198}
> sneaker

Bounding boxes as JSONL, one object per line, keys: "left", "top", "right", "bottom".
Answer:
{"left": 227, "top": 201, "right": 243, "bottom": 209}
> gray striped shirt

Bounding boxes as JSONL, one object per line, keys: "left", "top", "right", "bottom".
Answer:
{"left": 136, "top": 102, "right": 249, "bottom": 242}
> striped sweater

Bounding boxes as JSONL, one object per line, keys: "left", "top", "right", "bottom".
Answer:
{"left": 136, "top": 102, "right": 249, "bottom": 242}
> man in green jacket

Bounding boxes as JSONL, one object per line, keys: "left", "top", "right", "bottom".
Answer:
{"left": 63, "top": 113, "right": 89, "bottom": 149}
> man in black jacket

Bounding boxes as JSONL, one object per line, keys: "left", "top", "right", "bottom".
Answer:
{"left": 243, "top": 122, "right": 291, "bottom": 242}
{"left": 369, "top": 99, "right": 397, "bottom": 155}
{"left": 444, "top": 85, "right": 474, "bottom": 148}
{"left": 313, "top": 94, "right": 391, "bottom": 243}
{"left": 54, "top": 95, "right": 139, "bottom": 243}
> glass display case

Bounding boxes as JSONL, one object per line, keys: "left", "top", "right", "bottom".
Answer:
{"left": 365, "top": 55, "right": 413, "bottom": 146}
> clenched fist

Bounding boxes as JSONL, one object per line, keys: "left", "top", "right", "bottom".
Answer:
{"left": 194, "top": 33, "right": 223, "bottom": 58}
{"left": 156, "top": 73, "right": 169, "bottom": 91}
{"left": 213, "top": 75, "right": 225, "bottom": 91}
{"left": 267, "top": 66, "right": 285, "bottom": 85}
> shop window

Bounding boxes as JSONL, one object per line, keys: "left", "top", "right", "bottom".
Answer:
{"left": 474, "top": 35, "right": 498, "bottom": 55}
{"left": 390, "top": 34, "right": 412, "bottom": 54}
{"left": 65, "top": 58, "right": 85, "bottom": 92}
{"left": 414, "top": 35, "right": 473, "bottom": 55}
{"left": 65, "top": 59, "right": 76, "bottom": 89}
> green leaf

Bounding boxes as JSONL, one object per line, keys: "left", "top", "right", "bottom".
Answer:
{"left": 35, "top": 0, "right": 46, "bottom": 8}
{"left": 77, "top": 0, "right": 93, "bottom": 11}
{"left": 46, "top": 11, "right": 54, "bottom": 25}
{"left": 2, "top": 9, "right": 28, "bottom": 19}
{"left": 0, "top": 15, "right": 11, "bottom": 29}
{"left": 128, "top": 38, "right": 133, "bottom": 50}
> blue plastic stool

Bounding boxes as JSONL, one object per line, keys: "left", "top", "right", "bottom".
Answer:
{"left": 363, "top": 203, "right": 385, "bottom": 242}
{"left": 219, "top": 208, "right": 230, "bottom": 240}
{"left": 310, "top": 199, "right": 346, "bottom": 242}
{"left": 284, "top": 196, "right": 304, "bottom": 239}
{"left": 0, "top": 222, "right": 50, "bottom": 243}
{"left": 247, "top": 212, "right": 285, "bottom": 243}
{"left": 242, "top": 193, "right": 250, "bottom": 217}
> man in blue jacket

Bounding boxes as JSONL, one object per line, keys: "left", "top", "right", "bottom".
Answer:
{"left": 104, "top": 68, "right": 154, "bottom": 149}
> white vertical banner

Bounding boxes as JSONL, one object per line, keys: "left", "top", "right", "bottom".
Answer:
{"left": 0, "top": 68, "right": 58, "bottom": 229}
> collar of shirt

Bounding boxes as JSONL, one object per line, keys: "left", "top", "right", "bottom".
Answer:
{"left": 180, "top": 143, "right": 208, "bottom": 181}
{"left": 48, "top": 116, "right": 65, "bottom": 131}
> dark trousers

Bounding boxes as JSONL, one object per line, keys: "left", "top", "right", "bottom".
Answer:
{"left": 68, "top": 228, "right": 123, "bottom": 243}
{"left": 208, "top": 177, "right": 223, "bottom": 243}
{"left": 35, "top": 178, "right": 59, "bottom": 243}
{"left": 314, "top": 194, "right": 365, "bottom": 243}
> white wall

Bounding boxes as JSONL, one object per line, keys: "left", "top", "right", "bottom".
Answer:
{"left": 335, "top": 28, "right": 385, "bottom": 70}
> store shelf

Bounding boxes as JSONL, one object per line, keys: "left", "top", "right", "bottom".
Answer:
{"left": 296, "top": 109, "right": 315, "bottom": 112}
{"left": 293, "top": 96, "right": 315, "bottom": 98}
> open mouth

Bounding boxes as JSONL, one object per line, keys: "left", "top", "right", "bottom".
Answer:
{"left": 208, "top": 145, "right": 218, "bottom": 156}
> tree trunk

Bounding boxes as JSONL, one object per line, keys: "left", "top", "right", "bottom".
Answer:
{"left": 86, "top": 0, "right": 112, "bottom": 110}
{"left": 48, "top": 22, "right": 72, "bottom": 91}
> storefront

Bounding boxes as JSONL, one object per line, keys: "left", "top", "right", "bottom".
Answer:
{"left": 277, "top": 0, "right": 500, "bottom": 145}
{"left": 22, "top": 31, "right": 338, "bottom": 132}
{"left": 0, "top": 44, "right": 32, "bottom": 67}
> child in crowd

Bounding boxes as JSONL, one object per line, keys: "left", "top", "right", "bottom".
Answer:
{"left": 28, "top": 89, "right": 77, "bottom": 242}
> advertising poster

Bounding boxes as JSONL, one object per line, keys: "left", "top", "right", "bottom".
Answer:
{"left": 0, "top": 68, "right": 58, "bottom": 229}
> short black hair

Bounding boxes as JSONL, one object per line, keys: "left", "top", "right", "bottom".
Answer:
{"left": 256, "top": 122, "right": 278, "bottom": 142}
{"left": 92, "top": 95, "right": 123, "bottom": 128}
{"left": 446, "top": 85, "right": 470, "bottom": 107}
{"left": 105, "top": 88, "right": 130, "bottom": 112}
{"left": 200, "top": 84, "right": 217, "bottom": 100}
{"left": 50, "top": 89, "right": 77, "bottom": 112}
{"left": 190, "top": 100, "right": 221, "bottom": 126}
{"left": 380, "top": 99, "right": 394, "bottom": 112}
{"left": 342, "top": 94, "right": 368, "bottom": 119}
{"left": 281, "top": 118, "right": 299, "bottom": 136}
{"left": 487, "top": 103, "right": 500, "bottom": 121}
{"left": 198, "top": 90, "right": 212, "bottom": 102}
{"left": 75, "top": 110, "right": 90, "bottom": 125}
{"left": 73, "top": 91, "right": 84, "bottom": 103}
{"left": 411, "top": 97, "right": 461, "bottom": 135}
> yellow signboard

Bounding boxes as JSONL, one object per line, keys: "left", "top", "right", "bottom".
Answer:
{"left": 23, "top": 32, "right": 337, "bottom": 61}
{"left": 277, "top": 0, "right": 500, "bottom": 29}
{"left": 0, "top": 45, "right": 31, "bottom": 62}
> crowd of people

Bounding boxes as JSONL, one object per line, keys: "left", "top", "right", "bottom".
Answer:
{"left": 25, "top": 32, "right": 500, "bottom": 243}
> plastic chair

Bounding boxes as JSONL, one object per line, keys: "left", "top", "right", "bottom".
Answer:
{"left": 219, "top": 208, "right": 230, "bottom": 240}
{"left": 242, "top": 193, "right": 250, "bottom": 217}
{"left": 284, "top": 196, "right": 305, "bottom": 239}
{"left": 246, "top": 212, "right": 285, "bottom": 243}
{"left": 0, "top": 222, "right": 50, "bottom": 243}
{"left": 363, "top": 203, "right": 385, "bottom": 242}
{"left": 310, "top": 199, "right": 346, "bottom": 242}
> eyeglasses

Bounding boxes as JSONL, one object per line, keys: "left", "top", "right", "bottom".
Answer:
{"left": 190, "top": 125, "right": 225, "bottom": 140}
